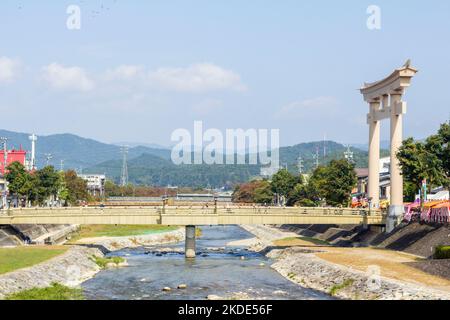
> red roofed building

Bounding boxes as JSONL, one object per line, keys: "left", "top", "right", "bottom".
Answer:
{"left": 0, "top": 148, "right": 27, "bottom": 175}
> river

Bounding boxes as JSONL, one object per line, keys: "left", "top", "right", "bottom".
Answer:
{"left": 81, "top": 225, "right": 330, "bottom": 300}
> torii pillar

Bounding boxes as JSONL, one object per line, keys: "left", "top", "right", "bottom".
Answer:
{"left": 360, "top": 61, "right": 418, "bottom": 233}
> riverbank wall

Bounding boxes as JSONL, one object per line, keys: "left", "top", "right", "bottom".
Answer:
{"left": 0, "top": 245, "right": 104, "bottom": 299}
{"left": 241, "top": 225, "right": 450, "bottom": 300}
{"left": 0, "top": 228, "right": 185, "bottom": 299}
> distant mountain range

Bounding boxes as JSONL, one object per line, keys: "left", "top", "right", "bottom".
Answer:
{"left": 0, "top": 129, "right": 170, "bottom": 170}
{"left": 1, "top": 129, "right": 387, "bottom": 187}
{"left": 350, "top": 140, "right": 391, "bottom": 152}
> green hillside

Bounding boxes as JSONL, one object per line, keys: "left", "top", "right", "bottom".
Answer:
{"left": 87, "top": 142, "right": 388, "bottom": 188}
{"left": 1, "top": 128, "right": 388, "bottom": 188}
{"left": 0, "top": 129, "right": 170, "bottom": 170}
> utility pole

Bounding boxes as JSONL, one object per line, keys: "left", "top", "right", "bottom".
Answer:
{"left": 344, "top": 145, "right": 354, "bottom": 164}
{"left": 44, "top": 153, "right": 53, "bottom": 166}
{"left": 297, "top": 156, "right": 304, "bottom": 175}
{"left": 0, "top": 137, "right": 8, "bottom": 174}
{"left": 120, "top": 146, "right": 129, "bottom": 187}
{"left": 0, "top": 137, "right": 8, "bottom": 209}
{"left": 28, "top": 134, "right": 37, "bottom": 171}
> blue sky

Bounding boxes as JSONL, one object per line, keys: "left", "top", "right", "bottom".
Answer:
{"left": 0, "top": 0, "right": 449, "bottom": 146}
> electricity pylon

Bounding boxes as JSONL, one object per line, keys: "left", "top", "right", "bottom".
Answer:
{"left": 120, "top": 146, "right": 129, "bottom": 186}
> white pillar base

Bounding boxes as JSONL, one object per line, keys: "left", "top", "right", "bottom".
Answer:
{"left": 185, "top": 225, "right": 196, "bottom": 258}
{"left": 386, "top": 205, "right": 404, "bottom": 233}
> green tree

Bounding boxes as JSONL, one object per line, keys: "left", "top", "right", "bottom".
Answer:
{"left": 397, "top": 135, "right": 446, "bottom": 204}
{"left": 232, "top": 180, "right": 271, "bottom": 203}
{"left": 61, "top": 170, "right": 88, "bottom": 206}
{"left": 5, "top": 162, "right": 33, "bottom": 204}
{"left": 300, "top": 161, "right": 356, "bottom": 207}
{"left": 438, "top": 122, "right": 450, "bottom": 189}
{"left": 270, "top": 169, "right": 302, "bottom": 199}
{"left": 286, "top": 183, "right": 307, "bottom": 206}
{"left": 34, "top": 166, "right": 61, "bottom": 205}
{"left": 321, "top": 160, "right": 357, "bottom": 207}
{"left": 306, "top": 165, "right": 329, "bottom": 203}
{"left": 253, "top": 180, "right": 274, "bottom": 204}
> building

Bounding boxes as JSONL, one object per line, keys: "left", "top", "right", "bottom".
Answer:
{"left": 355, "top": 157, "right": 392, "bottom": 201}
{"left": 0, "top": 148, "right": 27, "bottom": 175}
{"left": 79, "top": 174, "right": 106, "bottom": 197}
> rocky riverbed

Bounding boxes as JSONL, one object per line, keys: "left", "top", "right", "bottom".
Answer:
{"left": 240, "top": 225, "right": 450, "bottom": 300}
{"left": 75, "top": 228, "right": 185, "bottom": 251}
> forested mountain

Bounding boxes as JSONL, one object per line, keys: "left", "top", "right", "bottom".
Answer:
{"left": 2, "top": 129, "right": 386, "bottom": 188}
{"left": 0, "top": 129, "right": 170, "bottom": 170}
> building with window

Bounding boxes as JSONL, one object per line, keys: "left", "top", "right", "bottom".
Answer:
{"left": 79, "top": 174, "right": 106, "bottom": 197}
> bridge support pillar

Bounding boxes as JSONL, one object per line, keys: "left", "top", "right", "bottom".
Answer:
{"left": 185, "top": 225, "right": 196, "bottom": 258}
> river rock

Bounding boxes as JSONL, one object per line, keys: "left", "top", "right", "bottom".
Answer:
{"left": 162, "top": 287, "right": 172, "bottom": 292}
{"left": 207, "top": 294, "right": 223, "bottom": 300}
{"left": 178, "top": 284, "right": 187, "bottom": 289}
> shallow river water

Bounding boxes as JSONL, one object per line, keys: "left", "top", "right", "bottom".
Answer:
{"left": 82, "top": 225, "right": 330, "bottom": 300}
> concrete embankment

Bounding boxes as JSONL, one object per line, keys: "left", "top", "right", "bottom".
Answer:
{"left": 240, "top": 225, "right": 450, "bottom": 300}
{"left": 0, "top": 246, "right": 104, "bottom": 299}
{"left": 75, "top": 228, "right": 185, "bottom": 251}
{"left": 0, "top": 224, "right": 77, "bottom": 247}
{"left": 0, "top": 228, "right": 185, "bottom": 299}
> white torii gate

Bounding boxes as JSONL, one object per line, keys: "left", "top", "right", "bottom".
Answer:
{"left": 360, "top": 61, "right": 418, "bottom": 232}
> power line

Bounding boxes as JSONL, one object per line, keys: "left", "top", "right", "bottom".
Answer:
{"left": 120, "top": 146, "right": 129, "bottom": 186}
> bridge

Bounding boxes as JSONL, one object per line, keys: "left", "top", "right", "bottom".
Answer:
{"left": 0, "top": 206, "right": 384, "bottom": 258}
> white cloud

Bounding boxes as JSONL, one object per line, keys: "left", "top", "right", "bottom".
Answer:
{"left": 42, "top": 63, "right": 94, "bottom": 92}
{"left": 147, "top": 63, "right": 246, "bottom": 93}
{"left": 276, "top": 96, "right": 339, "bottom": 119}
{"left": 104, "top": 65, "right": 145, "bottom": 81}
{"left": 0, "top": 56, "right": 21, "bottom": 83}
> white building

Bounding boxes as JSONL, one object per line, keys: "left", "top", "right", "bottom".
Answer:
{"left": 379, "top": 157, "right": 390, "bottom": 174}
{"left": 79, "top": 174, "right": 106, "bottom": 197}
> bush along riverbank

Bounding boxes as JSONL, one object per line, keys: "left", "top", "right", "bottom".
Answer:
{"left": 241, "top": 225, "right": 450, "bottom": 300}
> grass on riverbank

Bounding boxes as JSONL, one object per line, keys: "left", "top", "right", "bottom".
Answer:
{"left": 91, "top": 255, "right": 125, "bottom": 269}
{"left": 69, "top": 225, "right": 178, "bottom": 242}
{"left": 273, "top": 236, "right": 330, "bottom": 247}
{"left": 5, "top": 283, "right": 84, "bottom": 300}
{"left": 329, "top": 279, "right": 355, "bottom": 296}
{"left": 0, "top": 246, "right": 68, "bottom": 275}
